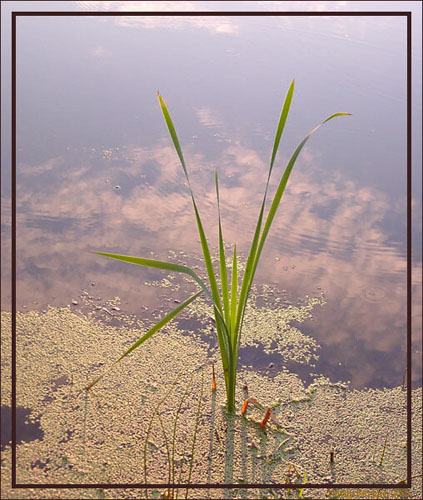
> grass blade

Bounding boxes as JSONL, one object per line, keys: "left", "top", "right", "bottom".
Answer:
{"left": 91, "top": 251, "right": 212, "bottom": 301}
{"left": 232, "top": 203, "right": 264, "bottom": 348}
{"left": 116, "top": 291, "right": 202, "bottom": 362}
{"left": 158, "top": 92, "right": 190, "bottom": 185}
{"left": 192, "top": 199, "right": 223, "bottom": 311}
{"left": 299, "top": 471, "right": 307, "bottom": 499}
{"left": 215, "top": 169, "right": 230, "bottom": 326}
{"left": 214, "top": 305, "right": 232, "bottom": 384}
{"left": 253, "top": 112, "right": 352, "bottom": 276}
{"left": 269, "top": 79, "right": 295, "bottom": 186}
{"left": 233, "top": 80, "right": 295, "bottom": 350}
{"left": 86, "top": 291, "right": 202, "bottom": 390}
{"left": 236, "top": 111, "right": 351, "bottom": 352}
{"left": 158, "top": 92, "right": 223, "bottom": 314}
{"left": 230, "top": 245, "right": 238, "bottom": 341}
{"left": 93, "top": 250, "right": 231, "bottom": 374}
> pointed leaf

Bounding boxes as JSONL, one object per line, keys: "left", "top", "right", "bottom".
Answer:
{"left": 192, "top": 199, "right": 223, "bottom": 312}
{"left": 158, "top": 92, "right": 223, "bottom": 313}
{"left": 215, "top": 169, "right": 230, "bottom": 325}
{"left": 233, "top": 80, "right": 295, "bottom": 348}
{"left": 214, "top": 304, "right": 232, "bottom": 369}
{"left": 236, "top": 112, "right": 351, "bottom": 347}
{"left": 91, "top": 251, "right": 212, "bottom": 301}
{"left": 158, "top": 92, "right": 190, "bottom": 183}
{"left": 269, "top": 79, "right": 295, "bottom": 180}
{"left": 230, "top": 245, "right": 238, "bottom": 337}
{"left": 253, "top": 112, "right": 352, "bottom": 274}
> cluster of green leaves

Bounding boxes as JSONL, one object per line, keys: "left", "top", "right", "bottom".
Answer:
{"left": 87, "top": 80, "right": 350, "bottom": 411}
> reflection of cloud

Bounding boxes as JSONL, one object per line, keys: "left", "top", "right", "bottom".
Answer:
{"left": 195, "top": 107, "right": 224, "bottom": 129}
{"left": 18, "top": 157, "right": 63, "bottom": 176}
{"left": 90, "top": 45, "right": 110, "bottom": 57}
{"left": 74, "top": 1, "right": 100, "bottom": 9}
{"left": 255, "top": 1, "right": 399, "bottom": 45}
{"left": 4, "top": 137, "right": 421, "bottom": 388}
{"left": 256, "top": 1, "right": 372, "bottom": 12}
{"left": 75, "top": 1, "right": 239, "bottom": 35}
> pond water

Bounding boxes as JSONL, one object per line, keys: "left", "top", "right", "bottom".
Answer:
{"left": 0, "top": 307, "right": 419, "bottom": 495}
{"left": 1, "top": 1, "right": 422, "bottom": 394}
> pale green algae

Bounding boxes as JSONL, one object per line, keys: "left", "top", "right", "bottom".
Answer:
{"left": 77, "top": 275, "right": 323, "bottom": 365}
{"left": 1, "top": 305, "right": 421, "bottom": 499}
{"left": 185, "top": 283, "right": 323, "bottom": 365}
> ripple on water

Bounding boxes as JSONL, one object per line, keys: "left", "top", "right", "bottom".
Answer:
{"left": 359, "top": 285, "right": 387, "bottom": 303}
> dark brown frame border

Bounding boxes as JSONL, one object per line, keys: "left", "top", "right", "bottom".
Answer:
{"left": 10, "top": 9, "right": 412, "bottom": 492}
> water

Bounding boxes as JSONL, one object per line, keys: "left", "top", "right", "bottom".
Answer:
{"left": 1, "top": 2, "right": 422, "bottom": 391}
{"left": 0, "top": 405, "right": 44, "bottom": 451}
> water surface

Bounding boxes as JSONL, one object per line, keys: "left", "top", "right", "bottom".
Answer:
{"left": 1, "top": 2, "right": 422, "bottom": 390}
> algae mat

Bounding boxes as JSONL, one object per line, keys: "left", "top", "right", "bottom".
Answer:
{"left": 1, "top": 305, "right": 421, "bottom": 499}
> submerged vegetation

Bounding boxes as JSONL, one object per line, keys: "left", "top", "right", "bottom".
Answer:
{"left": 87, "top": 80, "right": 350, "bottom": 412}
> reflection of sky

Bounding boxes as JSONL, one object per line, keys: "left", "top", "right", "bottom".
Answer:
{"left": 1, "top": 2, "right": 422, "bottom": 389}
{"left": 3, "top": 138, "right": 421, "bottom": 388}
{"left": 11, "top": 7, "right": 410, "bottom": 197}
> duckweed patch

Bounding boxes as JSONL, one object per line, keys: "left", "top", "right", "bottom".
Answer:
{"left": 187, "top": 290, "right": 323, "bottom": 365}
{"left": 1, "top": 307, "right": 421, "bottom": 499}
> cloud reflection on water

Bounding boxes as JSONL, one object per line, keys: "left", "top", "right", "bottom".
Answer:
{"left": 3, "top": 134, "right": 420, "bottom": 389}
{"left": 76, "top": 1, "right": 240, "bottom": 34}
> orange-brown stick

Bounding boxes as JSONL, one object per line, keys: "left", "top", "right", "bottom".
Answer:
{"left": 212, "top": 363, "right": 216, "bottom": 391}
{"left": 241, "top": 400, "right": 249, "bottom": 414}
{"left": 260, "top": 408, "right": 272, "bottom": 428}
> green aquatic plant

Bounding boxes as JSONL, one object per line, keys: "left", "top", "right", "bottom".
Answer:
{"left": 87, "top": 80, "right": 350, "bottom": 412}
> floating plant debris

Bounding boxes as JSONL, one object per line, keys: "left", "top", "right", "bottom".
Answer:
{"left": 1, "top": 307, "right": 420, "bottom": 499}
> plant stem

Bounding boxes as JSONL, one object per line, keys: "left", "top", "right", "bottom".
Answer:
{"left": 226, "top": 360, "right": 238, "bottom": 412}
{"left": 185, "top": 371, "right": 204, "bottom": 499}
